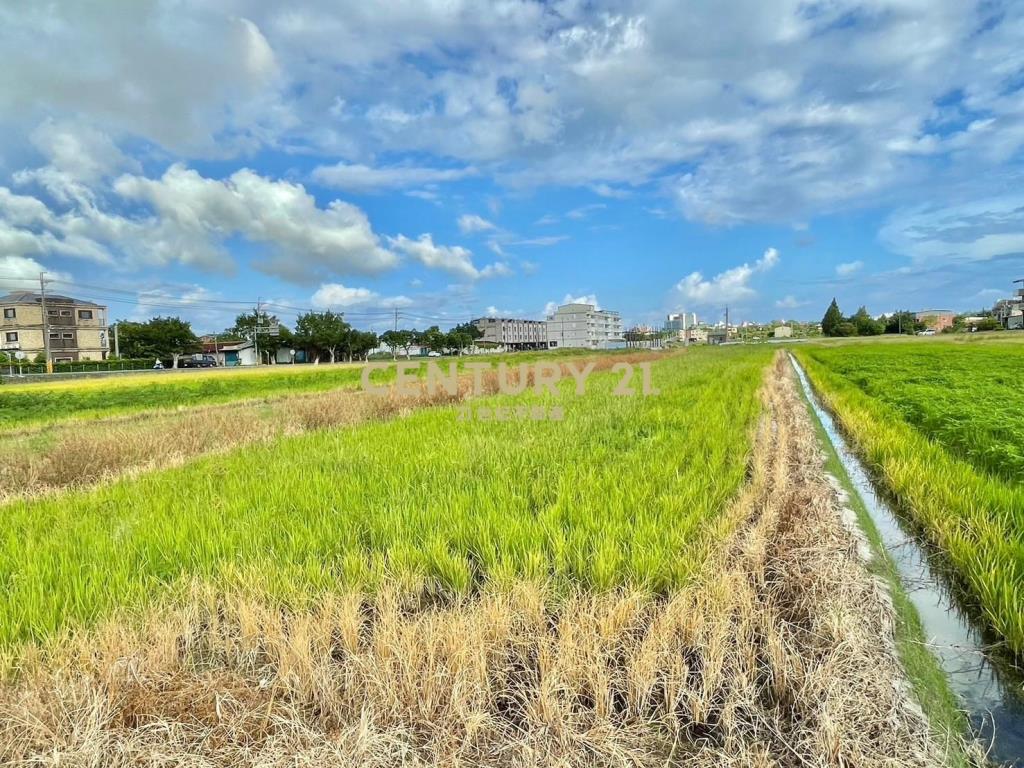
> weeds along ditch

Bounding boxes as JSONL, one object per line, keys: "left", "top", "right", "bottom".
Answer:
{"left": 0, "top": 347, "right": 772, "bottom": 651}
{"left": 795, "top": 342, "right": 1024, "bottom": 658}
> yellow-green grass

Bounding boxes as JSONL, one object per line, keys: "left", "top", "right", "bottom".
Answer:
{"left": 796, "top": 344, "right": 1024, "bottom": 657}
{"left": 0, "top": 348, "right": 620, "bottom": 429}
{"left": 0, "top": 347, "right": 771, "bottom": 651}
{"left": 0, "top": 363, "right": 368, "bottom": 428}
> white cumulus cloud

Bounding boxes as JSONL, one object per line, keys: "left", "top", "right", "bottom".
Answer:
{"left": 774, "top": 294, "right": 808, "bottom": 309}
{"left": 457, "top": 214, "right": 496, "bottom": 234}
{"left": 0, "top": 255, "right": 72, "bottom": 292}
{"left": 676, "top": 247, "right": 779, "bottom": 307}
{"left": 544, "top": 292, "right": 600, "bottom": 317}
{"left": 311, "top": 282, "right": 412, "bottom": 309}
{"left": 114, "top": 164, "right": 397, "bottom": 282}
{"left": 389, "top": 233, "right": 511, "bottom": 280}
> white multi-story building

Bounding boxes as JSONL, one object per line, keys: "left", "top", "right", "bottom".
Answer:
{"left": 664, "top": 313, "right": 697, "bottom": 333}
{"left": 472, "top": 316, "right": 548, "bottom": 350}
{"left": 546, "top": 303, "right": 624, "bottom": 349}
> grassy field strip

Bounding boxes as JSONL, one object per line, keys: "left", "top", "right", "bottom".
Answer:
{"left": 0, "top": 347, "right": 771, "bottom": 650}
{"left": 0, "top": 352, "right": 666, "bottom": 503}
{"left": 795, "top": 346, "right": 1024, "bottom": 657}
{"left": 0, "top": 363, "right": 368, "bottom": 428}
{"left": 0, "top": 383, "right": 437, "bottom": 505}
{"left": 0, "top": 349, "right": 610, "bottom": 429}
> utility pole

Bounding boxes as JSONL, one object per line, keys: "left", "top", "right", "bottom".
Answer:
{"left": 39, "top": 272, "right": 52, "bottom": 374}
{"left": 394, "top": 307, "right": 399, "bottom": 332}
{"left": 113, "top": 321, "right": 120, "bottom": 357}
{"left": 253, "top": 298, "right": 262, "bottom": 365}
{"left": 725, "top": 305, "right": 730, "bottom": 341}
{"left": 682, "top": 310, "right": 689, "bottom": 347}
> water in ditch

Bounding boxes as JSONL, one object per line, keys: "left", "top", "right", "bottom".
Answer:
{"left": 789, "top": 353, "right": 1024, "bottom": 767}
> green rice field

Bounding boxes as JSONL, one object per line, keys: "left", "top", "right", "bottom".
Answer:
{"left": 796, "top": 341, "right": 1024, "bottom": 656}
{"left": 0, "top": 347, "right": 772, "bottom": 648}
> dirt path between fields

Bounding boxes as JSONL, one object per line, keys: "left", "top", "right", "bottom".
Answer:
{"left": 0, "top": 352, "right": 965, "bottom": 767}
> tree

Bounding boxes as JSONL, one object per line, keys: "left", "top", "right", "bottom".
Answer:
{"left": 821, "top": 298, "right": 843, "bottom": 337}
{"left": 117, "top": 316, "right": 199, "bottom": 367}
{"left": 851, "top": 306, "right": 883, "bottom": 336}
{"left": 883, "top": 311, "right": 921, "bottom": 335}
{"left": 230, "top": 310, "right": 292, "bottom": 364}
{"left": 418, "top": 325, "right": 447, "bottom": 354}
{"left": 294, "top": 311, "right": 350, "bottom": 363}
{"left": 449, "top": 322, "right": 483, "bottom": 354}
{"left": 340, "top": 328, "right": 378, "bottom": 361}
{"left": 381, "top": 329, "right": 413, "bottom": 359}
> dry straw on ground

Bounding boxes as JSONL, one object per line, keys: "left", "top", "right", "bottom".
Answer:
{"left": 0, "top": 354, "right": 960, "bottom": 766}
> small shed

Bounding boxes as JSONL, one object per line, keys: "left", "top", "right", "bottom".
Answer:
{"left": 203, "top": 340, "right": 257, "bottom": 366}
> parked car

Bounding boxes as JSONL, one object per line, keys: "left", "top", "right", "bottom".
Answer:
{"left": 179, "top": 355, "right": 218, "bottom": 368}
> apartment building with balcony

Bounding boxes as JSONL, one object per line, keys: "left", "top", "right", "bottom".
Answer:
{"left": 472, "top": 316, "right": 548, "bottom": 350}
{"left": 0, "top": 291, "right": 108, "bottom": 362}
{"left": 993, "top": 287, "right": 1024, "bottom": 330}
{"left": 545, "top": 302, "right": 624, "bottom": 349}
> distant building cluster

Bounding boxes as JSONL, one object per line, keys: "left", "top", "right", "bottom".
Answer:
{"left": 473, "top": 302, "right": 625, "bottom": 351}
{"left": 8, "top": 279, "right": 1022, "bottom": 371}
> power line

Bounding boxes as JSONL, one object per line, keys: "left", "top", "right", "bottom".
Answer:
{"left": 1, "top": 271, "right": 497, "bottom": 330}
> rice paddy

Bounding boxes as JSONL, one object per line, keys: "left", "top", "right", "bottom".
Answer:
{"left": 0, "top": 363, "right": 368, "bottom": 428}
{"left": 0, "top": 349, "right": 629, "bottom": 429}
{"left": 795, "top": 341, "right": 1024, "bottom": 657}
{"left": 0, "top": 347, "right": 771, "bottom": 650}
{"left": 2, "top": 340, "right": 1011, "bottom": 765}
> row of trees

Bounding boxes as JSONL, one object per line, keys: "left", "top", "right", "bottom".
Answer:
{"left": 821, "top": 299, "right": 924, "bottom": 337}
{"left": 115, "top": 310, "right": 382, "bottom": 367}
{"left": 379, "top": 323, "right": 483, "bottom": 359}
{"left": 821, "top": 299, "right": 1003, "bottom": 337}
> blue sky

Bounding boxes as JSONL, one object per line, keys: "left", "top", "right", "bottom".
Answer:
{"left": 0, "top": 0, "right": 1023, "bottom": 333}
